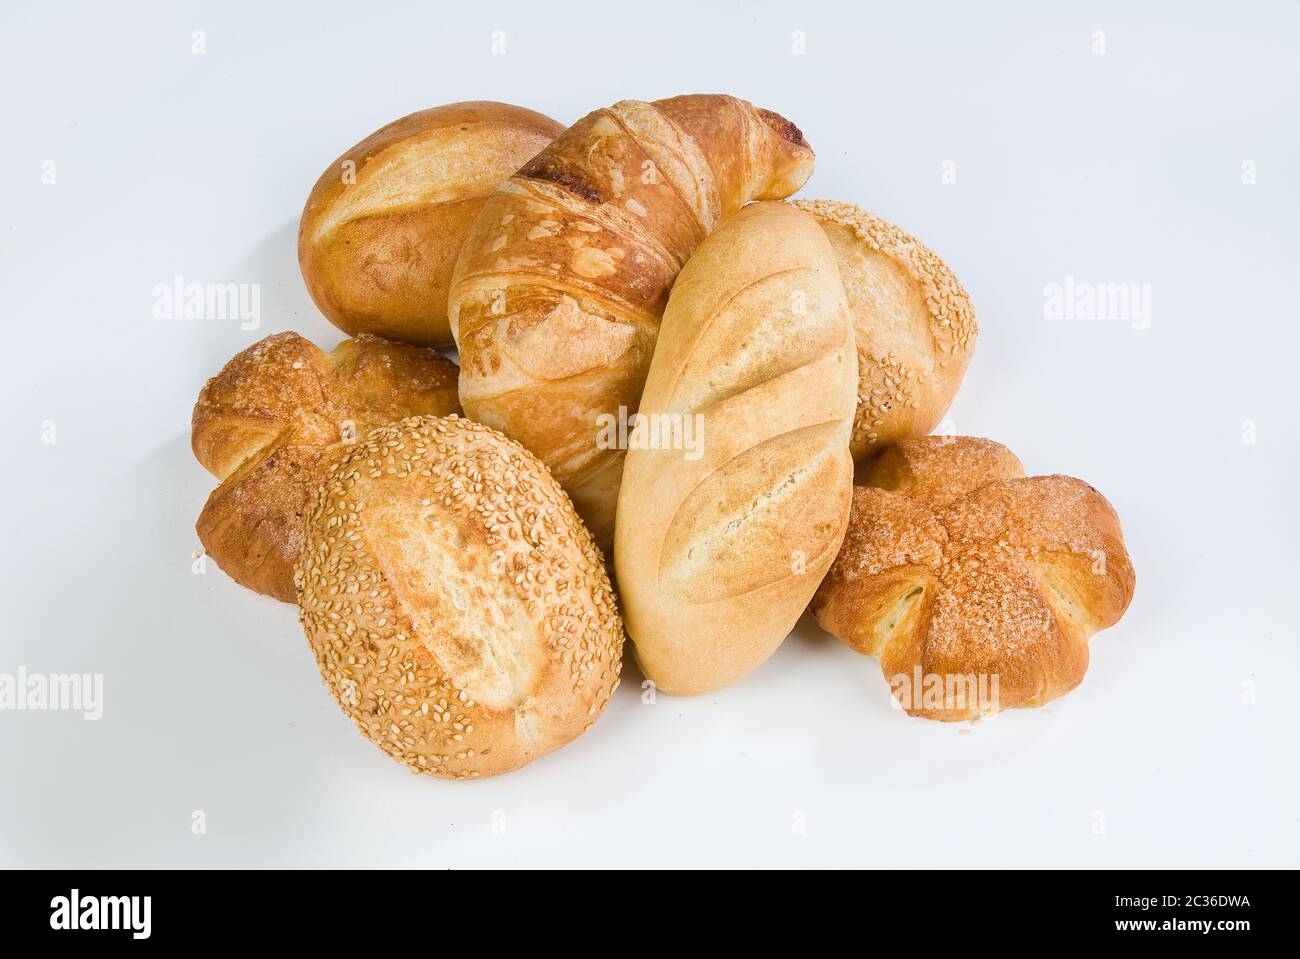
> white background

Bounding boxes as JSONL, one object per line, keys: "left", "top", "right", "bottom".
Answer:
{"left": 2, "top": 0, "right": 1297, "bottom": 868}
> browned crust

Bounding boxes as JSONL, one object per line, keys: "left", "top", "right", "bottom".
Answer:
{"left": 298, "top": 101, "right": 565, "bottom": 347}
{"left": 813, "top": 437, "right": 1135, "bottom": 720}
{"left": 866, "top": 435, "right": 1024, "bottom": 507}
{"left": 756, "top": 107, "right": 809, "bottom": 147}
{"left": 516, "top": 150, "right": 606, "bottom": 204}
{"left": 191, "top": 331, "right": 461, "bottom": 602}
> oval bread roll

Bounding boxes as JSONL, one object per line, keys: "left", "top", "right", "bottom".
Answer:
{"left": 614, "top": 202, "right": 857, "bottom": 695}
{"left": 791, "top": 200, "right": 977, "bottom": 459}
{"left": 299, "top": 101, "right": 564, "bottom": 347}
{"left": 192, "top": 332, "right": 461, "bottom": 602}
{"left": 812, "top": 437, "right": 1136, "bottom": 721}
{"left": 295, "top": 415, "right": 624, "bottom": 779}
{"left": 449, "top": 95, "right": 816, "bottom": 547}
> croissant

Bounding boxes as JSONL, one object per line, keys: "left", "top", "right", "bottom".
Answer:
{"left": 812, "top": 437, "right": 1136, "bottom": 720}
{"left": 192, "top": 332, "right": 460, "bottom": 602}
{"left": 615, "top": 202, "right": 857, "bottom": 695}
{"left": 448, "top": 94, "right": 816, "bottom": 546}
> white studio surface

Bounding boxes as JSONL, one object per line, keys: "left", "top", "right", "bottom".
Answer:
{"left": 1, "top": 0, "right": 1297, "bottom": 868}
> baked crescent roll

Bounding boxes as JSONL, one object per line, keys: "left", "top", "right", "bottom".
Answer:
{"left": 449, "top": 94, "right": 816, "bottom": 547}
{"left": 812, "top": 437, "right": 1135, "bottom": 720}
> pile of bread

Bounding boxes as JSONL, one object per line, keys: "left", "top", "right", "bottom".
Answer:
{"left": 192, "top": 96, "right": 1136, "bottom": 779}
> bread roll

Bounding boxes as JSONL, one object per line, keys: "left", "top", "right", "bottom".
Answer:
{"left": 790, "top": 200, "right": 976, "bottom": 460}
{"left": 192, "top": 332, "right": 460, "bottom": 602}
{"left": 295, "top": 415, "right": 623, "bottom": 779}
{"left": 449, "top": 94, "right": 816, "bottom": 547}
{"left": 812, "top": 437, "right": 1136, "bottom": 721}
{"left": 614, "top": 202, "right": 857, "bottom": 695}
{"left": 299, "top": 102, "right": 564, "bottom": 347}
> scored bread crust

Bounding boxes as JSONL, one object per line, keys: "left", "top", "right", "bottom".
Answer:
{"left": 791, "top": 200, "right": 976, "bottom": 460}
{"left": 449, "top": 94, "right": 817, "bottom": 547}
{"left": 294, "top": 415, "right": 623, "bottom": 779}
{"left": 299, "top": 101, "right": 565, "bottom": 347}
{"left": 812, "top": 437, "right": 1135, "bottom": 720}
{"left": 192, "top": 332, "right": 461, "bottom": 602}
{"left": 615, "top": 202, "right": 857, "bottom": 695}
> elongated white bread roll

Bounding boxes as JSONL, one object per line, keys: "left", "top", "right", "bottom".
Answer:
{"left": 295, "top": 415, "right": 623, "bottom": 778}
{"left": 614, "top": 202, "right": 857, "bottom": 695}
{"left": 449, "top": 95, "right": 816, "bottom": 547}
